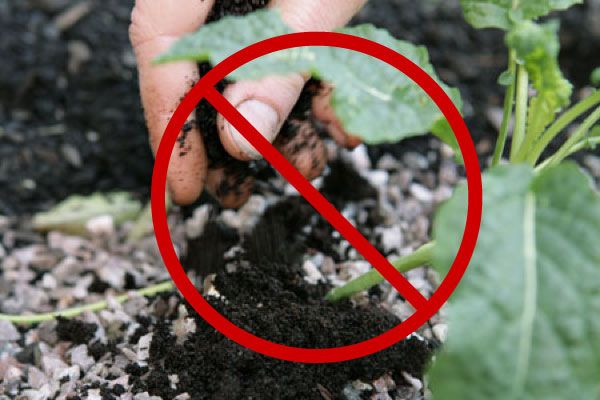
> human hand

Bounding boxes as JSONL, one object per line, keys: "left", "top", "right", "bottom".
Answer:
{"left": 130, "top": 0, "right": 366, "bottom": 207}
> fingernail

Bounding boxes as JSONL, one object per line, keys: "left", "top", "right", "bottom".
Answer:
{"left": 226, "top": 99, "right": 279, "bottom": 160}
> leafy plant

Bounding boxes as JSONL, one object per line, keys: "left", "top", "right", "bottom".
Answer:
{"left": 429, "top": 164, "right": 600, "bottom": 399}
{"left": 156, "top": 4, "right": 600, "bottom": 398}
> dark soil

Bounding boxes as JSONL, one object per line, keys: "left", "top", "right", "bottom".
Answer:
{"left": 55, "top": 316, "right": 98, "bottom": 345}
{"left": 135, "top": 278, "right": 433, "bottom": 399}
{"left": 0, "top": 0, "right": 153, "bottom": 215}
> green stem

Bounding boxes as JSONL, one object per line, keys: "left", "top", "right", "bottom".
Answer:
{"left": 510, "top": 66, "right": 530, "bottom": 161}
{"left": 535, "top": 135, "right": 600, "bottom": 172}
{"left": 543, "top": 106, "right": 600, "bottom": 169}
{"left": 527, "top": 90, "right": 600, "bottom": 165}
{"left": 562, "top": 136, "right": 600, "bottom": 156}
{"left": 492, "top": 51, "right": 517, "bottom": 166}
{"left": 325, "top": 242, "right": 435, "bottom": 303}
{"left": 0, "top": 281, "right": 174, "bottom": 325}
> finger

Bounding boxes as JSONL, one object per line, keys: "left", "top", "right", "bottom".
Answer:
{"left": 217, "top": 0, "right": 367, "bottom": 161}
{"left": 130, "top": 0, "right": 214, "bottom": 205}
{"left": 274, "top": 119, "right": 327, "bottom": 181}
{"left": 312, "top": 82, "right": 362, "bottom": 149}
{"left": 205, "top": 164, "right": 255, "bottom": 209}
{"left": 217, "top": 74, "right": 307, "bottom": 161}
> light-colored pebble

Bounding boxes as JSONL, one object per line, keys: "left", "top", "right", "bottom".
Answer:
{"left": 185, "top": 204, "right": 211, "bottom": 239}
{"left": 28, "top": 366, "right": 49, "bottom": 389}
{"left": 69, "top": 344, "right": 95, "bottom": 371}
{"left": 372, "top": 374, "right": 396, "bottom": 392}
{"left": 377, "top": 154, "right": 401, "bottom": 170}
{"left": 302, "top": 260, "right": 324, "bottom": 285}
{"left": 403, "top": 152, "right": 428, "bottom": 170}
{"left": 86, "top": 215, "right": 114, "bottom": 236}
{"left": 376, "top": 226, "right": 403, "bottom": 254}
{"left": 0, "top": 320, "right": 20, "bottom": 341}
{"left": 409, "top": 183, "right": 434, "bottom": 204}
{"left": 432, "top": 323, "right": 448, "bottom": 342}
{"left": 345, "top": 144, "right": 372, "bottom": 172}
{"left": 136, "top": 333, "right": 153, "bottom": 363}
{"left": 401, "top": 371, "right": 423, "bottom": 391}
{"left": 584, "top": 155, "right": 600, "bottom": 178}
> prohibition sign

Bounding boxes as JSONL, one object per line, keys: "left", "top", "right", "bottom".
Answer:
{"left": 151, "top": 32, "right": 482, "bottom": 364}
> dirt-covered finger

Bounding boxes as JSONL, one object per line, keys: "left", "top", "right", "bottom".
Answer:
{"left": 130, "top": 0, "right": 215, "bottom": 204}
{"left": 217, "top": 74, "right": 307, "bottom": 161}
{"left": 311, "top": 82, "right": 362, "bottom": 149}
{"left": 274, "top": 119, "right": 327, "bottom": 181}
{"left": 205, "top": 164, "right": 255, "bottom": 209}
{"left": 136, "top": 42, "right": 208, "bottom": 204}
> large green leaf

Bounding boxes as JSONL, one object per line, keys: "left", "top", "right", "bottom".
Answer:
{"left": 157, "top": 9, "right": 461, "bottom": 145}
{"left": 428, "top": 164, "right": 600, "bottom": 399}
{"left": 460, "top": 0, "right": 582, "bottom": 30}
{"left": 507, "top": 20, "right": 572, "bottom": 144}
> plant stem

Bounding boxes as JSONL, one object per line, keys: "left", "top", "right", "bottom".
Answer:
{"left": 325, "top": 242, "right": 435, "bottom": 303}
{"left": 0, "top": 281, "right": 174, "bottom": 325}
{"left": 527, "top": 90, "right": 600, "bottom": 165}
{"left": 562, "top": 136, "right": 600, "bottom": 156}
{"left": 510, "top": 66, "right": 530, "bottom": 161}
{"left": 543, "top": 106, "right": 600, "bottom": 168}
{"left": 535, "top": 135, "right": 600, "bottom": 172}
{"left": 492, "top": 50, "right": 517, "bottom": 166}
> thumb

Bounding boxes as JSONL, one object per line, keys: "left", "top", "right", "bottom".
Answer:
{"left": 218, "top": 0, "right": 367, "bottom": 161}
{"left": 218, "top": 74, "right": 306, "bottom": 160}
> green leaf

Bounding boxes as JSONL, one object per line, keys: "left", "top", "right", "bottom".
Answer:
{"left": 507, "top": 20, "right": 573, "bottom": 143}
{"left": 498, "top": 69, "right": 515, "bottom": 86}
{"left": 155, "top": 9, "right": 296, "bottom": 72}
{"left": 32, "top": 192, "right": 142, "bottom": 235}
{"left": 157, "top": 9, "right": 461, "bottom": 145}
{"left": 460, "top": 0, "right": 582, "bottom": 30}
{"left": 429, "top": 164, "right": 600, "bottom": 400}
{"left": 431, "top": 117, "right": 464, "bottom": 165}
{"left": 591, "top": 67, "right": 600, "bottom": 87}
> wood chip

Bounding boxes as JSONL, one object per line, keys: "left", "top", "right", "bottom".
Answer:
{"left": 53, "top": 0, "right": 94, "bottom": 32}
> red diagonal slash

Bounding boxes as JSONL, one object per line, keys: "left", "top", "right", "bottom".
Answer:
{"left": 204, "top": 87, "right": 428, "bottom": 310}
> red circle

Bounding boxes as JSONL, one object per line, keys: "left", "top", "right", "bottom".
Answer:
{"left": 151, "top": 32, "right": 482, "bottom": 363}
